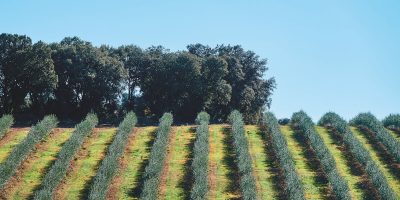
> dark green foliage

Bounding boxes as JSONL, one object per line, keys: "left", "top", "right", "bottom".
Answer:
{"left": 278, "top": 118, "right": 290, "bottom": 125}
{"left": 0, "top": 33, "right": 33, "bottom": 114}
{"left": 188, "top": 44, "right": 276, "bottom": 123}
{"left": 261, "top": 112, "right": 305, "bottom": 200}
{"left": 382, "top": 114, "right": 400, "bottom": 130}
{"left": 139, "top": 113, "right": 173, "bottom": 200}
{"left": 50, "top": 37, "right": 126, "bottom": 121}
{"left": 0, "top": 115, "right": 58, "bottom": 188}
{"left": 228, "top": 110, "right": 257, "bottom": 200}
{"left": 350, "top": 112, "right": 400, "bottom": 163}
{"left": 34, "top": 113, "right": 98, "bottom": 200}
{"left": 319, "top": 112, "right": 397, "bottom": 200}
{"left": 0, "top": 34, "right": 57, "bottom": 115}
{"left": 0, "top": 114, "right": 14, "bottom": 139}
{"left": 1, "top": 33, "right": 275, "bottom": 124}
{"left": 88, "top": 112, "right": 137, "bottom": 200}
{"left": 291, "top": 111, "right": 351, "bottom": 200}
{"left": 190, "top": 112, "right": 210, "bottom": 200}
{"left": 26, "top": 41, "right": 58, "bottom": 115}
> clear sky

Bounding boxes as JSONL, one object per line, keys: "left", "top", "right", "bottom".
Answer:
{"left": 1, "top": 0, "right": 399, "bottom": 121}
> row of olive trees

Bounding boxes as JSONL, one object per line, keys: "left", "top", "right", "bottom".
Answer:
{"left": 228, "top": 110, "right": 257, "bottom": 199}
{"left": 350, "top": 113, "right": 400, "bottom": 163}
{"left": 139, "top": 113, "right": 173, "bottom": 199}
{"left": 319, "top": 112, "right": 397, "bottom": 199}
{"left": 382, "top": 114, "right": 400, "bottom": 130}
{"left": 190, "top": 112, "right": 210, "bottom": 199}
{"left": 0, "top": 33, "right": 276, "bottom": 123}
{"left": 261, "top": 112, "right": 305, "bottom": 200}
{"left": 0, "top": 115, "right": 58, "bottom": 188}
{"left": 34, "top": 114, "right": 98, "bottom": 199}
{"left": 0, "top": 115, "right": 14, "bottom": 139}
{"left": 291, "top": 111, "right": 351, "bottom": 200}
{"left": 88, "top": 112, "right": 137, "bottom": 200}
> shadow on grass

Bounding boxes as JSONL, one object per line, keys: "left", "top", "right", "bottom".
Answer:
{"left": 292, "top": 127, "right": 334, "bottom": 200}
{"left": 389, "top": 128, "right": 400, "bottom": 137}
{"left": 78, "top": 133, "right": 116, "bottom": 199}
{"left": 326, "top": 128, "right": 379, "bottom": 200}
{"left": 28, "top": 138, "right": 71, "bottom": 200}
{"left": 178, "top": 126, "right": 196, "bottom": 200}
{"left": 129, "top": 129, "right": 158, "bottom": 198}
{"left": 257, "top": 127, "right": 290, "bottom": 200}
{"left": 222, "top": 127, "right": 241, "bottom": 200}
{"left": 358, "top": 127, "right": 400, "bottom": 180}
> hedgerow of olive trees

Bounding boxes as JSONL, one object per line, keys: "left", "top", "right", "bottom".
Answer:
{"left": 88, "top": 112, "right": 137, "bottom": 200}
{"left": 382, "top": 114, "right": 400, "bottom": 130}
{"left": 291, "top": 111, "right": 350, "bottom": 200}
{"left": 190, "top": 111, "right": 210, "bottom": 200}
{"left": 228, "top": 110, "right": 257, "bottom": 200}
{"left": 139, "top": 112, "right": 173, "bottom": 200}
{"left": 34, "top": 113, "right": 98, "bottom": 200}
{"left": 260, "top": 112, "right": 305, "bottom": 200}
{"left": 319, "top": 112, "right": 396, "bottom": 200}
{"left": 0, "top": 115, "right": 14, "bottom": 139}
{"left": 0, "top": 115, "right": 58, "bottom": 188}
{"left": 350, "top": 112, "right": 400, "bottom": 163}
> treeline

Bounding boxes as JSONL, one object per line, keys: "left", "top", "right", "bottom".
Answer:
{"left": 0, "top": 33, "right": 275, "bottom": 124}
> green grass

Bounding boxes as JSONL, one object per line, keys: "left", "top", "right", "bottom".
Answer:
{"left": 280, "top": 125, "right": 326, "bottom": 200}
{"left": 6, "top": 129, "right": 74, "bottom": 199}
{"left": 245, "top": 125, "right": 278, "bottom": 199}
{"left": 162, "top": 126, "right": 195, "bottom": 200}
{"left": 386, "top": 128, "right": 400, "bottom": 142}
{"left": 1, "top": 125, "right": 399, "bottom": 199}
{"left": 117, "top": 126, "right": 156, "bottom": 200}
{"left": 315, "top": 126, "right": 365, "bottom": 199}
{"left": 0, "top": 129, "right": 30, "bottom": 163}
{"left": 351, "top": 127, "right": 400, "bottom": 197}
{"left": 55, "top": 128, "right": 117, "bottom": 199}
{"left": 208, "top": 125, "right": 240, "bottom": 200}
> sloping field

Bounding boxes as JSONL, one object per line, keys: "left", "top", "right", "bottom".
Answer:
{"left": 351, "top": 127, "right": 400, "bottom": 197}
{"left": 315, "top": 127, "right": 366, "bottom": 199}
{"left": 1, "top": 128, "right": 74, "bottom": 199}
{"left": 0, "top": 128, "right": 30, "bottom": 163}
{"left": 0, "top": 124, "right": 399, "bottom": 200}
{"left": 280, "top": 125, "right": 327, "bottom": 199}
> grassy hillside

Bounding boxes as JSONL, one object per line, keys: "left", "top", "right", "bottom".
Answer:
{"left": 0, "top": 125, "right": 398, "bottom": 199}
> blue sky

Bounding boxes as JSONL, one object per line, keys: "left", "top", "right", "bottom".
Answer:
{"left": 1, "top": 0, "right": 399, "bottom": 121}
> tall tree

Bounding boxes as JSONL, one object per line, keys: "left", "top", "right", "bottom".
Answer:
{"left": 215, "top": 45, "right": 276, "bottom": 123}
{"left": 140, "top": 50, "right": 203, "bottom": 121}
{"left": 0, "top": 33, "right": 32, "bottom": 114}
{"left": 187, "top": 44, "right": 276, "bottom": 123}
{"left": 111, "top": 45, "right": 148, "bottom": 111}
{"left": 201, "top": 56, "right": 231, "bottom": 121}
{"left": 50, "top": 37, "right": 126, "bottom": 121}
{"left": 25, "top": 41, "right": 58, "bottom": 116}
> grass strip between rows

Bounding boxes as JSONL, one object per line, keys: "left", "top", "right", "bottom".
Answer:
{"left": 33, "top": 113, "right": 98, "bottom": 200}
{"left": 319, "top": 112, "right": 397, "bottom": 199}
{"left": 0, "top": 115, "right": 58, "bottom": 188}
{"left": 350, "top": 113, "right": 400, "bottom": 163}
{"left": 88, "top": 112, "right": 137, "bottom": 200}
{"left": 261, "top": 112, "right": 305, "bottom": 200}
{"left": 291, "top": 111, "right": 351, "bottom": 200}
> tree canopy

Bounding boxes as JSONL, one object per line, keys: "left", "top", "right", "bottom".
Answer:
{"left": 0, "top": 33, "right": 276, "bottom": 124}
